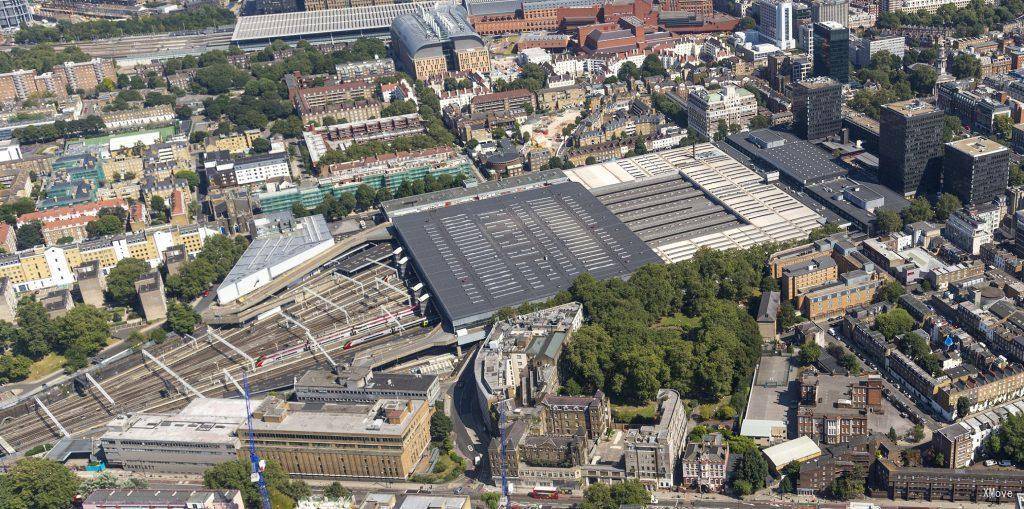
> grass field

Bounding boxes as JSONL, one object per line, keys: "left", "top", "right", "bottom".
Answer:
{"left": 27, "top": 353, "right": 65, "bottom": 381}
{"left": 655, "top": 313, "right": 701, "bottom": 331}
{"left": 612, "top": 401, "right": 660, "bottom": 425}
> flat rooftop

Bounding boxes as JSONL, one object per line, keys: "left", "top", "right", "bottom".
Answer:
{"left": 725, "top": 129, "right": 847, "bottom": 186}
{"left": 564, "top": 144, "right": 823, "bottom": 262}
{"left": 884, "top": 98, "right": 940, "bottom": 118}
{"left": 100, "top": 398, "right": 251, "bottom": 444}
{"left": 380, "top": 168, "right": 567, "bottom": 218}
{"left": 804, "top": 176, "right": 910, "bottom": 225}
{"left": 392, "top": 181, "right": 660, "bottom": 328}
{"left": 947, "top": 136, "right": 1008, "bottom": 157}
{"left": 246, "top": 399, "right": 425, "bottom": 436}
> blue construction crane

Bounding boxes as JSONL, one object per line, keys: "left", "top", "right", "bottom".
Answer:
{"left": 243, "top": 372, "right": 272, "bottom": 509}
{"left": 499, "top": 403, "right": 509, "bottom": 507}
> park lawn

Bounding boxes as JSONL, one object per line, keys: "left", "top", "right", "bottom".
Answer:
{"left": 611, "top": 401, "right": 660, "bottom": 425}
{"left": 655, "top": 313, "right": 700, "bottom": 331}
{"left": 27, "top": 353, "right": 65, "bottom": 381}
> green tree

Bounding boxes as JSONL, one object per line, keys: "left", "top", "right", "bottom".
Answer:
{"left": 827, "top": 467, "right": 864, "bottom": 500}
{"left": 0, "top": 354, "right": 31, "bottom": 384}
{"left": 877, "top": 280, "right": 906, "bottom": 304}
{"left": 165, "top": 300, "right": 200, "bottom": 334}
{"left": 715, "top": 120, "right": 729, "bottom": 141}
{"left": 994, "top": 114, "right": 1015, "bottom": 140}
{"left": 908, "top": 65, "right": 937, "bottom": 95}
{"left": 430, "top": 410, "right": 454, "bottom": 444}
{"left": 106, "top": 258, "right": 149, "bottom": 307}
{"left": 1011, "top": 164, "right": 1024, "bottom": 187}
{"left": 875, "top": 308, "right": 916, "bottom": 340}
{"left": 912, "top": 424, "right": 925, "bottom": 442}
{"left": 616, "top": 62, "right": 641, "bottom": 82}
{"left": 481, "top": 493, "right": 500, "bottom": 509}
{"left": 901, "top": 197, "right": 934, "bottom": 223}
{"left": 175, "top": 170, "right": 199, "bottom": 191}
{"left": 797, "top": 342, "right": 821, "bottom": 366}
{"left": 749, "top": 114, "right": 771, "bottom": 129}
{"left": 986, "top": 412, "right": 1024, "bottom": 465}
{"left": 943, "top": 115, "right": 963, "bottom": 142}
{"left": 640, "top": 54, "right": 668, "bottom": 77}
{"left": 54, "top": 305, "right": 111, "bottom": 371}
{"left": 957, "top": 396, "right": 972, "bottom": 418}
{"left": 949, "top": 53, "right": 981, "bottom": 79}
{"left": 323, "top": 482, "right": 351, "bottom": 500}
{"left": 204, "top": 459, "right": 294, "bottom": 509}
{"left": 875, "top": 209, "right": 902, "bottom": 234}
{"left": 580, "top": 480, "right": 649, "bottom": 509}
{"left": 251, "top": 137, "right": 272, "bottom": 154}
{"left": 15, "top": 221, "right": 43, "bottom": 250}
{"left": 85, "top": 214, "right": 126, "bottom": 238}
{"left": 15, "top": 299, "right": 55, "bottom": 359}
{"left": 0, "top": 458, "right": 80, "bottom": 509}
{"left": 733, "top": 451, "right": 769, "bottom": 494}
{"left": 934, "top": 193, "right": 962, "bottom": 220}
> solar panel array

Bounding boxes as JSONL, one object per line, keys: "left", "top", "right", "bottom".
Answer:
{"left": 392, "top": 182, "right": 660, "bottom": 327}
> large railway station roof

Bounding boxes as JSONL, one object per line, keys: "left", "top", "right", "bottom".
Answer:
{"left": 231, "top": 1, "right": 442, "bottom": 42}
{"left": 392, "top": 181, "right": 660, "bottom": 328}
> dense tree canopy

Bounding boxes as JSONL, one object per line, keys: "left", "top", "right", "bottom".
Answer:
{"left": 560, "top": 246, "right": 773, "bottom": 405}
{"left": 0, "top": 458, "right": 80, "bottom": 509}
{"left": 579, "top": 480, "right": 650, "bottom": 509}
{"left": 204, "top": 459, "right": 306, "bottom": 509}
{"left": 165, "top": 235, "right": 248, "bottom": 301}
{"left": 106, "top": 258, "right": 149, "bottom": 307}
{"left": 877, "top": 0, "right": 1024, "bottom": 37}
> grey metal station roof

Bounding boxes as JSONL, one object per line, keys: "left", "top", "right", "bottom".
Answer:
{"left": 232, "top": 1, "right": 442, "bottom": 42}
{"left": 392, "top": 182, "right": 661, "bottom": 328}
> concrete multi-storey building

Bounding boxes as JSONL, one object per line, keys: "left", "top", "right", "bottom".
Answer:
{"left": 135, "top": 270, "right": 166, "bottom": 322}
{"left": 539, "top": 392, "right": 611, "bottom": 440}
{"left": 83, "top": 489, "right": 244, "bottom": 509}
{"left": 792, "top": 77, "right": 842, "bottom": 141}
{"left": 757, "top": 0, "right": 796, "bottom": 49}
{"left": 812, "top": 22, "right": 850, "bottom": 83}
{"left": 933, "top": 422, "right": 974, "bottom": 469}
{"left": 0, "top": 0, "right": 31, "bottom": 31}
{"left": 797, "top": 372, "right": 882, "bottom": 444}
{"left": 0, "top": 224, "right": 214, "bottom": 294}
{"left": 811, "top": 0, "right": 849, "bottom": 25}
{"left": 240, "top": 396, "right": 432, "bottom": 480}
{"left": 202, "top": 151, "right": 291, "bottom": 189}
{"left": 943, "top": 137, "right": 1010, "bottom": 206}
{"left": 875, "top": 458, "right": 1024, "bottom": 502}
{"left": 801, "top": 269, "right": 884, "bottom": 320}
{"left": 391, "top": 5, "right": 490, "bottom": 80}
{"left": 294, "top": 367, "right": 440, "bottom": 404}
{"left": 681, "top": 432, "right": 729, "bottom": 492}
{"left": 53, "top": 58, "right": 116, "bottom": 93}
{"left": 0, "top": 69, "right": 65, "bottom": 103}
{"left": 75, "top": 260, "right": 105, "bottom": 308}
{"left": 882, "top": 0, "right": 985, "bottom": 13}
{"left": 100, "top": 105, "right": 175, "bottom": 131}
{"left": 685, "top": 85, "right": 757, "bottom": 140}
{"left": 623, "top": 389, "right": 687, "bottom": 489}
{"left": 335, "top": 58, "right": 396, "bottom": 81}
{"left": 938, "top": 364, "right": 1024, "bottom": 420}
{"left": 782, "top": 255, "right": 838, "bottom": 300}
{"left": 470, "top": 89, "right": 535, "bottom": 115}
{"left": 0, "top": 278, "right": 15, "bottom": 322}
{"left": 851, "top": 35, "right": 905, "bottom": 67}
{"left": 99, "top": 399, "right": 249, "bottom": 475}
{"left": 879, "top": 99, "right": 944, "bottom": 196}
{"left": 943, "top": 204, "right": 1000, "bottom": 256}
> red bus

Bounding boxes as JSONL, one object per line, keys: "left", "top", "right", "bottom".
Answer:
{"left": 529, "top": 486, "right": 558, "bottom": 499}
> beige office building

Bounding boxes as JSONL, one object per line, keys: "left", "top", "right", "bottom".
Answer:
{"left": 240, "top": 396, "right": 432, "bottom": 480}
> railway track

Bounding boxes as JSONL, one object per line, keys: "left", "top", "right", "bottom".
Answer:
{"left": 0, "top": 263, "right": 424, "bottom": 450}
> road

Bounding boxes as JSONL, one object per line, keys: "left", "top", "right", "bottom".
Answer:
{"left": 449, "top": 344, "right": 489, "bottom": 480}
